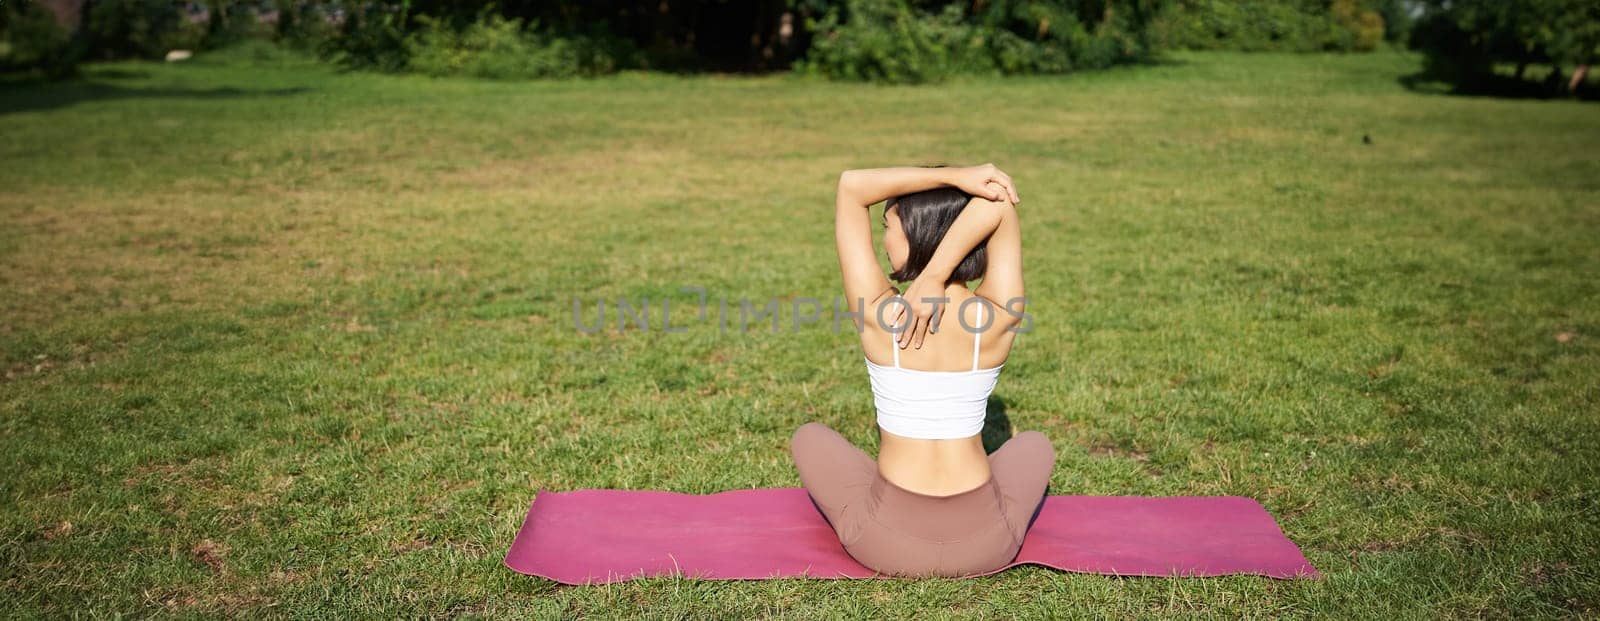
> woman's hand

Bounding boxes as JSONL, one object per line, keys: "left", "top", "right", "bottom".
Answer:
{"left": 890, "top": 276, "right": 948, "bottom": 350}
{"left": 950, "top": 164, "right": 1020, "bottom": 205}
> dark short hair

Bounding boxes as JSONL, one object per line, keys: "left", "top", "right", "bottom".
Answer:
{"left": 885, "top": 186, "right": 988, "bottom": 283}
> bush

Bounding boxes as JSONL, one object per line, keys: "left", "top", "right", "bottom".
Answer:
{"left": 1329, "top": 0, "right": 1384, "bottom": 51}
{"left": 273, "top": 1, "right": 340, "bottom": 52}
{"left": 798, "top": 0, "right": 1168, "bottom": 84}
{"left": 0, "top": 0, "right": 80, "bottom": 75}
{"left": 318, "top": 2, "right": 409, "bottom": 71}
{"left": 406, "top": 11, "right": 614, "bottom": 79}
{"left": 317, "top": 4, "right": 621, "bottom": 78}
{"left": 799, "top": 0, "right": 992, "bottom": 83}
{"left": 86, "top": 0, "right": 206, "bottom": 59}
{"left": 980, "top": 0, "right": 1169, "bottom": 73}
{"left": 201, "top": 1, "right": 277, "bottom": 50}
{"left": 1369, "top": 0, "right": 1413, "bottom": 44}
{"left": 1152, "top": 0, "right": 1384, "bottom": 53}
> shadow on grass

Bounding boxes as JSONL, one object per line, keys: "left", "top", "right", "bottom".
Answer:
{"left": 981, "top": 394, "right": 1051, "bottom": 530}
{"left": 1398, "top": 71, "right": 1598, "bottom": 102}
{"left": 981, "top": 395, "right": 1014, "bottom": 454}
{"left": 0, "top": 79, "right": 311, "bottom": 116}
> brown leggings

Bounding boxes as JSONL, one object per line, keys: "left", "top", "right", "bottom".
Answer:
{"left": 789, "top": 422, "right": 1055, "bottom": 578}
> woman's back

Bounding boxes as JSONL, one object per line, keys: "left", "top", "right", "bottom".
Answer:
{"left": 862, "top": 288, "right": 1018, "bottom": 496}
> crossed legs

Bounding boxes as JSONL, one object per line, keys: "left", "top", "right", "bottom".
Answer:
{"left": 789, "top": 422, "right": 879, "bottom": 544}
{"left": 789, "top": 421, "right": 1055, "bottom": 573}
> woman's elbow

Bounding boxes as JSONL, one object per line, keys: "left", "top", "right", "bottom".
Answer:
{"left": 836, "top": 170, "right": 867, "bottom": 205}
{"left": 837, "top": 169, "right": 862, "bottom": 191}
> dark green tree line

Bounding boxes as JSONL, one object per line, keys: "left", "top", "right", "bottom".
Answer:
{"left": 1409, "top": 0, "right": 1598, "bottom": 94}
{"left": 12, "top": 0, "right": 1587, "bottom": 93}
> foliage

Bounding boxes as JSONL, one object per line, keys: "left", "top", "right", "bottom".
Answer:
{"left": 0, "top": 0, "right": 80, "bottom": 75}
{"left": 406, "top": 10, "right": 616, "bottom": 79}
{"left": 975, "top": 0, "right": 1170, "bottom": 74}
{"left": 1409, "top": 0, "right": 1600, "bottom": 92}
{"left": 199, "top": 0, "right": 277, "bottom": 49}
{"left": 1152, "top": 0, "right": 1385, "bottom": 53}
{"left": 798, "top": 0, "right": 992, "bottom": 83}
{"left": 1329, "top": 0, "right": 1384, "bottom": 52}
{"left": 315, "top": 3, "right": 627, "bottom": 77}
{"left": 272, "top": 1, "right": 342, "bottom": 51}
{"left": 85, "top": 0, "right": 207, "bottom": 59}
{"left": 317, "top": 1, "right": 410, "bottom": 71}
{"left": 799, "top": 0, "right": 1170, "bottom": 84}
{"left": 2, "top": 0, "right": 1416, "bottom": 83}
{"left": 1368, "top": 0, "right": 1414, "bottom": 44}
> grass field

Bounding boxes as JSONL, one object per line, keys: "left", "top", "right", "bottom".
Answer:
{"left": 2, "top": 44, "right": 1598, "bottom": 618}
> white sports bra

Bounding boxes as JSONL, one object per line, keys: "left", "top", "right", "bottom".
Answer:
{"left": 865, "top": 303, "right": 1004, "bottom": 440}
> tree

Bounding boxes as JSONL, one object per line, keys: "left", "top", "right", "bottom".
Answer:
{"left": 1410, "top": 0, "right": 1600, "bottom": 93}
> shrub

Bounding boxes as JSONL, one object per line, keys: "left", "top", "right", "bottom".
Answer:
{"left": 200, "top": 1, "right": 276, "bottom": 50}
{"left": 980, "top": 0, "right": 1169, "bottom": 73}
{"left": 273, "top": 1, "right": 341, "bottom": 52}
{"left": 0, "top": 0, "right": 80, "bottom": 75}
{"left": 318, "top": 1, "right": 410, "bottom": 71}
{"left": 86, "top": 0, "right": 206, "bottom": 59}
{"left": 1369, "top": 0, "right": 1413, "bottom": 44}
{"left": 799, "top": 0, "right": 993, "bottom": 83}
{"left": 406, "top": 10, "right": 616, "bottom": 79}
{"left": 798, "top": 0, "right": 1168, "bottom": 84}
{"left": 1329, "top": 0, "right": 1384, "bottom": 52}
{"left": 1151, "top": 0, "right": 1384, "bottom": 53}
{"left": 317, "top": 4, "right": 620, "bottom": 78}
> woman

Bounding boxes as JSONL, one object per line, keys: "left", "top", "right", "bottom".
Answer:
{"left": 790, "top": 164, "right": 1055, "bottom": 578}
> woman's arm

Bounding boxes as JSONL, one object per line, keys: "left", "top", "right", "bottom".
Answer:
{"left": 837, "top": 165, "right": 1019, "bottom": 209}
{"left": 834, "top": 165, "right": 1019, "bottom": 317}
{"left": 838, "top": 167, "right": 956, "bottom": 211}
{"left": 893, "top": 197, "right": 1023, "bottom": 348}
{"left": 973, "top": 199, "right": 1023, "bottom": 313}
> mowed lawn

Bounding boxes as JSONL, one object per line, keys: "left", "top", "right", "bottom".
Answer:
{"left": 2, "top": 45, "right": 1597, "bottom": 617}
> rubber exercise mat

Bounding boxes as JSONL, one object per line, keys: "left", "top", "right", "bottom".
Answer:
{"left": 504, "top": 488, "right": 1320, "bottom": 584}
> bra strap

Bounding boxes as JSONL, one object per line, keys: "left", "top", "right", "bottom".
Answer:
{"left": 972, "top": 303, "right": 983, "bottom": 371}
{"left": 890, "top": 321, "right": 900, "bottom": 368}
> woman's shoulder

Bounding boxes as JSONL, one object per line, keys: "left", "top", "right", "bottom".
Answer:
{"left": 950, "top": 292, "right": 1016, "bottom": 334}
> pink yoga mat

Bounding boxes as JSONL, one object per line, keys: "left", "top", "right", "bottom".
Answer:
{"left": 505, "top": 488, "right": 1319, "bottom": 584}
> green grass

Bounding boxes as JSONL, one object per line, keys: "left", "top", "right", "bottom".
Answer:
{"left": 2, "top": 43, "right": 1598, "bottom": 618}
